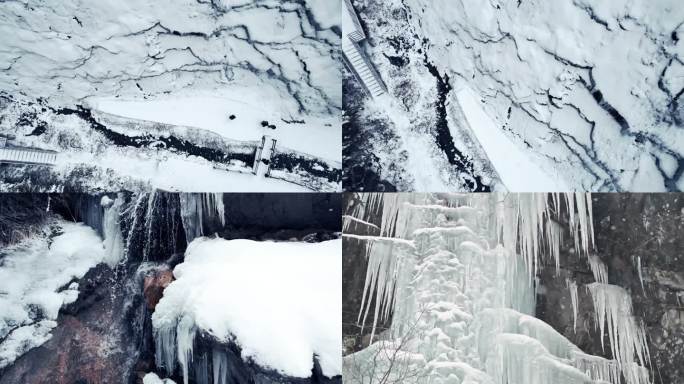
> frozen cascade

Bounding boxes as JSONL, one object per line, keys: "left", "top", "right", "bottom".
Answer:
{"left": 179, "top": 193, "right": 225, "bottom": 243}
{"left": 122, "top": 191, "right": 184, "bottom": 262}
{"left": 344, "top": 193, "right": 651, "bottom": 384}
{"left": 586, "top": 283, "right": 651, "bottom": 371}
{"left": 349, "top": 236, "right": 416, "bottom": 342}
{"left": 354, "top": 193, "right": 594, "bottom": 338}
{"left": 589, "top": 255, "right": 609, "bottom": 284}
{"left": 101, "top": 194, "right": 125, "bottom": 266}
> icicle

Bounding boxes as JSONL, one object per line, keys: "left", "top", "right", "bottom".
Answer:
{"left": 379, "top": 194, "right": 405, "bottom": 238}
{"left": 355, "top": 237, "right": 415, "bottom": 342}
{"left": 194, "top": 352, "right": 209, "bottom": 384}
{"left": 143, "top": 190, "right": 159, "bottom": 261}
{"left": 154, "top": 323, "right": 177, "bottom": 376}
{"left": 637, "top": 256, "right": 645, "bottom": 295}
{"left": 572, "top": 351, "right": 622, "bottom": 384}
{"left": 342, "top": 215, "right": 380, "bottom": 233}
{"left": 588, "top": 255, "right": 609, "bottom": 284}
{"left": 123, "top": 192, "right": 147, "bottom": 259}
{"left": 101, "top": 194, "right": 125, "bottom": 267}
{"left": 180, "top": 193, "right": 226, "bottom": 243}
{"left": 176, "top": 315, "right": 196, "bottom": 384}
{"left": 212, "top": 348, "right": 229, "bottom": 384}
{"left": 179, "top": 194, "right": 204, "bottom": 243}
{"left": 566, "top": 279, "right": 579, "bottom": 333}
{"left": 586, "top": 283, "right": 651, "bottom": 383}
{"left": 345, "top": 193, "right": 654, "bottom": 384}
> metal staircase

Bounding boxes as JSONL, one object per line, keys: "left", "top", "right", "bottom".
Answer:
{"left": 342, "top": 0, "right": 386, "bottom": 98}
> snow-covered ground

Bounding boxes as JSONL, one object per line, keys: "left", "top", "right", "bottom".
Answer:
{"left": 89, "top": 93, "right": 341, "bottom": 163}
{"left": 152, "top": 237, "right": 342, "bottom": 383}
{"left": 345, "top": 0, "right": 684, "bottom": 192}
{"left": 0, "top": 0, "right": 341, "bottom": 192}
{"left": 0, "top": 221, "right": 107, "bottom": 369}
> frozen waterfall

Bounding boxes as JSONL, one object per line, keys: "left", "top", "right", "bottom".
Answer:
{"left": 343, "top": 193, "right": 651, "bottom": 384}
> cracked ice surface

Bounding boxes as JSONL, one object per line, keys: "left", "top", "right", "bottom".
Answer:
{"left": 0, "top": 0, "right": 341, "bottom": 191}
{"left": 345, "top": 0, "right": 684, "bottom": 192}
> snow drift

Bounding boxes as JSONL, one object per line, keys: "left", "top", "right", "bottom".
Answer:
{"left": 152, "top": 237, "right": 342, "bottom": 383}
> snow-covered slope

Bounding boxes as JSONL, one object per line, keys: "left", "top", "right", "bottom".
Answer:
{"left": 345, "top": 0, "right": 684, "bottom": 191}
{"left": 0, "top": 0, "right": 342, "bottom": 192}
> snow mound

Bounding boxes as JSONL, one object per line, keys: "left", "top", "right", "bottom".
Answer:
{"left": 143, "top": 373, "right": 177, "bottom": 384}
{"left": 0, "top": 221, "right": 106, "bottom": 368}
{"left": 152, "top": 237, "right": 342, "bottom": 382}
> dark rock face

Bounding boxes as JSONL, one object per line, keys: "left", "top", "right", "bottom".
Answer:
{"left": 537, "top": 194, "right": 684, "bottom": 384}
{"left": 220, "top": 193, "right": 342, "bottom": 233}
{"left": 341, "top": 194, "right": 391, "bottom": 354}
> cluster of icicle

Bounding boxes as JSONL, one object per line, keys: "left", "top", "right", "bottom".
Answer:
{"left": 101, "top": 194, "right": 125, "bottom": 266}
{"left": 344, "top": 193, "right": 651, "bottom": 384}
{"left": 154, "top": 314, "right": 235, "bottom": 384}
{"left": 179, "top": 193, "right": 226, "bottom": 243}
{"left": 148, "top": 192, "right": 232, "bottom": 384}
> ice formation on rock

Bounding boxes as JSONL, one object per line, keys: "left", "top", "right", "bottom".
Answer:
{"left": 101, "top": 194, "right": 125, "bottom": 266}
{"left": 586, "top": 283, "right": 650, "bottom": 370}
{"left": 179, "top": 193, "right": 225, "bottom": 243}
{"left": 344, "top": 193, "right": 651, "bottom": 384}
{"left": 589, "top": 255, "right": 610, "bottom": 284}
{"left": 152, "top": 237, "right": 341, "bottom": 383}
{"left": 0, "top": 221, "right": 106, "bottom": 368}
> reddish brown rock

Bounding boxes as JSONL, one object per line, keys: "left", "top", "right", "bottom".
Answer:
{"left": 0, "top": 264, "right": 138, "bottom": 384}
{"left": 143, "top": 269, "right": 174, "bottom": 311}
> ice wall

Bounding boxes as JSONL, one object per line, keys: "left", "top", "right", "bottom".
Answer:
{"left": 343, "top": 193, "right": 651, "bottom": 384}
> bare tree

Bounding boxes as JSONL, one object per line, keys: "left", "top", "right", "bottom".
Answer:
{"left": 344, "top": 305, "right": 430, "bottom": 384}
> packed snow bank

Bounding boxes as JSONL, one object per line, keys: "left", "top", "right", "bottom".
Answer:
{"left": 0, "top": 221, "right": 106, "bottom": 368}
{"left": 89, "top": 95, "right": 341, "bottom": 162}
{"left": 455, "top": 86, "right": 567, "bottom": 192}
{"left": 152, "top": 237, "right": 342, "bottom": 382}
{"left": 143, "top": 373, "right": 177, "bottom": 384}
